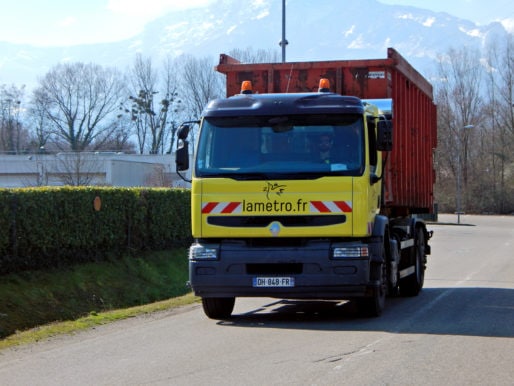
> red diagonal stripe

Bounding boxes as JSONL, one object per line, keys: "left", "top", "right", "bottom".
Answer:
{"left": 221, "top": 202, "right": 240, "bottom": 213}
{"left": 202, "top": 202, "right": 218, "bottom": 214}
{"left": 334, "top": 201, "right": 352, "bottom": 212}
{"left": 311, "top": 201, "right": 330, "bottom": 213}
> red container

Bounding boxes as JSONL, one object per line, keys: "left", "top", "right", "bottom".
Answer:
{"left": 216, "top": 48, "right": 437, "bottom": 214}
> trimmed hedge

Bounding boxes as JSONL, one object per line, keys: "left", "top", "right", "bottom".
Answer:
{"left": 0, "top": 187, "right": 192, "bottom": 274}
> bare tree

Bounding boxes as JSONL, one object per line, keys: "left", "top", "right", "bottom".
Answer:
{"left": 0, "top": 84, "right": 28, "bottom": 154}
{"left": 32, "top": 62, "right": 126, "bottom": 151}
{"left": 483, "top": 35, "right": 514, "bottom": 213}
{"left": 228, "top": 47, "right": 280, "bottom": 63}
{"left": 178, "top": 55, "right": 225, "bottom": 119}
{"left": 176, "top": 55, "right": 224, "bottom": 149}
{"left": 28, "top": 88, "right": 53, "bottom": 152}
{"left": 52, "top": 152, "right": 102, "bottom": 186}
{"left": 144, "top": 164, "right": 172, "bottom": 187}
{"left": 125, "top": 54, "right": 182, "bottom": 154}
{"left": 434, "top": 47, "right": 484, "bottom": 213}
{"left": 92, "top": 117, "right": 136, "bottom": 153}
{"left": 126, "top": 54, "right": 156, "bottom": 153}
{"left": 162, "top": 56, "right": 185, "bottom": 154}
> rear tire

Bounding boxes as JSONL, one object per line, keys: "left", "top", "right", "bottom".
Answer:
{"left": 201, "top": 297, "right": 235, "bottom": 319}
{"left": 400, "top": 227, "right": 425, "bottom": 296}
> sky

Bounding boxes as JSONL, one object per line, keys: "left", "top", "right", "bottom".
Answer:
{"left": 0, "top": 0, "right": 512, "bottom": 47}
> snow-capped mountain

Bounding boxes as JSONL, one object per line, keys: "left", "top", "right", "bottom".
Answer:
{"left": 0, "top": 0, "right": 510, "bottom": 91}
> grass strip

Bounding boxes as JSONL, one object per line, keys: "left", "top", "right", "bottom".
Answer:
{"left": 0, "top": 293, "right": 199, "bottom": 350}
{"left": 0, "top": 248, "right": 196, "bottom": 348}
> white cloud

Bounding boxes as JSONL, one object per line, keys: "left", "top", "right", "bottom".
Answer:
{"left": 348, "top": 35, "right": 366, "bottom": 49}
{"left": 254, "top": 10, "right": 270, "bottom": 20}
{"left": 58, "top": 16, "right": 77, "bottom": 28}
{"left": 423, "top": 17, "right": 436, "bottom": 27}
{"left": 397, "top": 12, "right": 437, "bottom": 28}
{"left": 251, "top": 0, "right": 267, "bottom": 7}
{"left": 459, "top": 26, "right": 483, "bottom": 37}
{"left": 344, "top": 25, "right": 356, "bottom": 37}
{"left": 227, "top": 25, "right": 238, "bottom": 35}
{"left": 397, "top": 13, "right": 415, "bottom": 21}
{"left": 500, "top": 18, "right": 514, "bottom": 33}
{"left": 107, "top": 0, "right": 214, "bottom": 18}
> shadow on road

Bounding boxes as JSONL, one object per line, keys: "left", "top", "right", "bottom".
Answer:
{"left": 428, "top": 221, "right": 476, "bottom": 227}
{"left": 217, "top": 287, "right": 514, "bottom": 338}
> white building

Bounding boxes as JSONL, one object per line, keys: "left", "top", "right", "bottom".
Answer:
{"left": 0, "top": 152, "right": 191, "bottom": 188}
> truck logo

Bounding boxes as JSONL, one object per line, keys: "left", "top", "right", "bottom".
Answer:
{"left": 263, "top": 182, "right": 286, "bottom": 200}
{"left": 269, "top": 221, "right": 281, "bottom": 237}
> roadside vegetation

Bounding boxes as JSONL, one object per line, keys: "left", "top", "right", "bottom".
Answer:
{"left": 0, "top": 249, "right": 196, "bottom": 349}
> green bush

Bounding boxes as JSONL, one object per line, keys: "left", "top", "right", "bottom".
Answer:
{"left": 0, "top": 190, "right": 10, "bottom": 259}
{"left": 0, "top": 187, "right": 192, "bottom": 274}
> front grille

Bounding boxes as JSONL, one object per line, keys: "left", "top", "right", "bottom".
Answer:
{"left": 208, "top": 215, "right": 346, "bottom": 227}
{"left": 246, "top": 263, "right": 303, "bottom": 275}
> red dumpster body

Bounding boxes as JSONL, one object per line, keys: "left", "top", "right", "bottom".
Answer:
{"left": 216, "top": 48, "right": 437, "bottom": 215}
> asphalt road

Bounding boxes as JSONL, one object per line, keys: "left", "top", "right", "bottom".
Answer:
{"left": 1, "top": 214, "right": 513, "bottom": 385}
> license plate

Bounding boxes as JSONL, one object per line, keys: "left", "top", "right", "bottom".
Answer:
{"left": 253, "top": 277, "right": 295, "bottom": 287}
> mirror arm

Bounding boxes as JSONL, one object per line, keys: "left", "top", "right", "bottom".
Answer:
{"left": 370, "top": 152, "right": 389, "bottom": 185}
{"left": 177, "top": 170, "right": 191, "bottom": 183}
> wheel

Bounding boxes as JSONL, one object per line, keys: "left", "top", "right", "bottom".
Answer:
{"left": 357, "top": 262, "right": 386, "bottom": 317}
{"left": 387, "top": 233, "right": 401, "bottom": 297}
{"left": 400, "top": 227, "right": 425, "bottom": 296}
{"left": 201, "top": 297, "right": 235, "bottom": 319}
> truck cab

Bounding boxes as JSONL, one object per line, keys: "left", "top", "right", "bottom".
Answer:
{"left": 177, "top": 49, "right": 434, "bottom": 319}
{"left": 175, "top": 80, "right": 417, "bottom": 318}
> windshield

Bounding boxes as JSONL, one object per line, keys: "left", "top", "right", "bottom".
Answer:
{"left": 195, "top": 114, "right": 365, "bottom": 179}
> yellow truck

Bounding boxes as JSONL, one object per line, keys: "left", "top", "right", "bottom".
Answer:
{"left": 175, "top": 48, "right": 436, "bottom": 318}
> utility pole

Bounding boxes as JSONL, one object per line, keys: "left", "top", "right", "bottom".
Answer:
{"left": 279, "top": 0, "right": 288, "bottom": 63}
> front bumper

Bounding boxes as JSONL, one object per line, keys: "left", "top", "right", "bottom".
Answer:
{"left": 189, "top": 240, "right": 377, "bottom": 299}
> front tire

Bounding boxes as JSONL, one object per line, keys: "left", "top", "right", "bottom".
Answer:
{"left": 357, "top": 262, "right": 386, "bottom": 317}
{"left": 201, "top": 297, "right": 235, "bottom": 319}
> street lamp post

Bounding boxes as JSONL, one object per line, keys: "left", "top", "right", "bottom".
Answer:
{"left": 279, "top": 0, "right": 288, "bottom": 63}
{"left": 456, "top": 124, "right": 474, "bottom": 224}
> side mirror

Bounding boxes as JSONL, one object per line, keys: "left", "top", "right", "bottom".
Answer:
{"left": 175, "top": 140, "right": 189, "bottom": 171}
{"left": 175, "top": 120, "right": 199, "bottom": 182}
{"left": 175, "top": 123, "right": 191, "bottom": 171}
{"left": 377, "top": 120, "right": 393, "bottom": 151}
{"left": 177, "top": 124, "right": 190, "bottom": 140}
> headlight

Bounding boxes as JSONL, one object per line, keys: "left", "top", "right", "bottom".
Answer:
{"left": 332, "top": 246, "right": 369, "bottom": 259}
{"left": 189, "top": 244, "right": 218, "bottom": 260}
